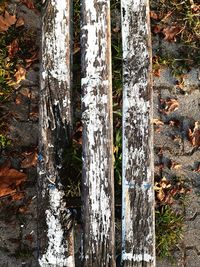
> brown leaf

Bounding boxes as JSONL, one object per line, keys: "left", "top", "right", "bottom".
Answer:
{"left": 188, "top": 121, "right": 200, "bottom": 147}
{"left": 7, "top": 39, "right": 19, "bottom": 58}
{"left": 162, "top": 26, "right": 183, "bottom": 42}
{"left": 191, "top": 4, "right": 200, "bottom": 13}
{"left": 14, "top": 66, "right": 26, "bottom": 84}
{"left": 153, "top": 118, "right": 164, "bottom": 126}
{"left": 20, "top": 0, "right": 35, "bottom": 9}
{"left": 153, "top": 68, "right": 161, "bottom": 77}
{"left": 0, "top": 161, "right": 27, "bottom": 198}
{"left": 21, "top": 150, "right": 38, "bottom": 169}
{"left": 153, "top": 25, "right": 163, "bottom": 34}
{"left": 161, "top": 98, "right": 179, "bottom": 114}
{"left": 0, "top": 11, "right": 16, "bottom": 32}
{"left": 157, "top": 189, "right": 165, "bottom": 202}
{"left": 25, "top": 52, "right": 38, "bottom": 68}
{"left": 12, "top": 192, "right": 25, "bottom": 201}
{"left": 16, "top": 17, "right": 24, "bottom": 27}
{"left": 150, "top": 11, "right": 160, "bottom": 20}
{"left": 171, "top": 162, "right": 182, "bottom": 170}
{"left": 169, "top": 119, "right": 180, "bottom": 127}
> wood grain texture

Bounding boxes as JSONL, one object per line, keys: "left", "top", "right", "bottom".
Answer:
{"left": 121, "top": 0, "right": 155, "bottom": 266}
{"left": 81, "top": 0, "right": 115, "bottom": 266}
{"left": 38, "top": 0, "right": 74, "bottom": 266}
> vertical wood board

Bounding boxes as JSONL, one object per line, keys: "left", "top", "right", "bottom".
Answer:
{"left": 81, "top": 0, "right": 115, "bottom": 266}
{"left": 38, "top": 0, "right": 74, "bottom": 266}
{"left": 121, "top": 0, "right": 155, "bottom": 266}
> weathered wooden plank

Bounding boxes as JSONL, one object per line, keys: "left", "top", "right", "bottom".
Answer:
{"left": 121, "top": 0, "right": 155, "bottom": 266}
{"left": 81, "top": 0, "right": 115, "bottom": 266}
{"left": 38, "top": 0, "right": 75, "bottom": 266}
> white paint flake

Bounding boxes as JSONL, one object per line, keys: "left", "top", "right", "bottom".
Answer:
{"left": 42, "top": 0, "right": 70, "bottom": 82}
{"left": 39, "top": 1, "right": 74, "bottom": 266}
{"left": 122, "top": 252, "right": 154, "bottom": 262}
{"left": 121, "top": 0, "right": 155, "bottom": 265}
{"left": 39, "top": 187, "right": 74, "bottom": 267}
{"left": 81, "top": 0, "right": 114, "bottom": 262}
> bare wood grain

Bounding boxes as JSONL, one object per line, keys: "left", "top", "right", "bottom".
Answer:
{"left": 38, "top": 0, "right": 74, "bottom": 266}
{"left": 121, "top": 0, "right": 155, "bottom": 266}
{"left": 81, "top": 0, "right": 115, "bottom": 266}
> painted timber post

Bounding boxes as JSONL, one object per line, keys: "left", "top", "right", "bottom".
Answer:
{"left": 121, "top": 0, "right": 155, "bottom": 266}
{"left": 38, "top": 0, "right": 75, "bottom": 266}
{"left": 81, "top": 0, "right": 115, "bottom": 266}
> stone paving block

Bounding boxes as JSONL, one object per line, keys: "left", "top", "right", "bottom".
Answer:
{"left": 185, "top": 249, "right": 200, "bottom": 267}
{"left": 153, "top": 68, "right": 176, "bottom": 89}
{"left": 184, "top": 229, "right": 200, "bottom": 252}
{"left": 8, "top": 120, "right": 38, "bottom": 147}
{"left": 184, "top": 69, "right": 200, "bottom": 91}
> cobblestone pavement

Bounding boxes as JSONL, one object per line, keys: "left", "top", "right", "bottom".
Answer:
{"left": 154, "top": 68, "right": 200, "bottom": 267}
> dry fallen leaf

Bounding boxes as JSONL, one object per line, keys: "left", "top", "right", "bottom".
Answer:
{"left": 188, "top": 121, "right": 200, "bottom": 147}
{"left": 153, "top": 119, "right": 164, "bottom": 126}
{"left": 160, "top": 98, "right": 179, "bottom": 114}
{"left": 153, "top": 68, "right": 161, "bottom": 77}
{"left": 16, "top": 16, "right": 25, "bottom": 27}
{"left": 191, "top": 4, "right": 200, "bottom": 13}
{"left": 169, "top": 120, "right": 180, "bottom": 127}
{"left": 171, "top": 162, "right": 182, "bottom": 170}
{"left": 0, "top": 11, "right": 17, "bottom": 32}
{"left": 7, "top": 39, "right": 19, "bottom": 58}
{"left": 21, "top": 150, "right": 38, "bottom": 169}
{"left": 14, "top": 65, "right": 26, "bottom": 84}
{"left": 162, "top": 26, "right": 183, "bottom": 42}
{"left": 153, "top": 118, "right": 164, "bottom": 133}
{"left": 25, "top": 52, "right": 38, "bottom": 68}
{"left": 20, "top": 0, "right": 35, "bottom": 9}
{"left": 150, "top": 11, "right": 160, "bottom": 20}
{"left": 0, "top": 1, "right": 8, "bottom": 13}
{"left": 153, "top": 25, "right": 163, "bottom": 34}
{"left": 0, "top": 161, "right": 27, "bottom": 198}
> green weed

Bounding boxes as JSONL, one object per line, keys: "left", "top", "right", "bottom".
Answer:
{"left": 156, "top": 205, "right": 184, "bottom": 258}
{"left": 0, "top": 134, "right": 11, "bottom": 149}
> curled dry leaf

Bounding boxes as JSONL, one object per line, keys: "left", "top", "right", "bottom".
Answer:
{"left": 191, "top": 4, "right": 200, "bottom": 13}
{"left": 155, "top": 177, "right": 190, "bottom": 205}
{"left": 153, "top": 118, "right": 164, "bottom": 133}
{"left": 25, "top": 51, "right": 38, "bottom": 68}
{"left": 169, "top": 119, "right": 180, "bottom": 127}
{"left": 153, "top": 118, "right": 164, "bottom": 126}
{"left": 163, "top": 26, "right": 183, "bottom": 42}
{"left": 20, "top": 0, "right": 35, "bottom": 9}
{"left": 188, "top": 121, "right": 200, "bottom": 147}
{"left": 16, "top": 17, "right": 24, "bottom": 27}
{"left": 14, "top": 66, "right": 26, "bottom": 84}
{"left": 7, "top": 39, "right": 19, "bottom": 58}
{"left": 153, "top": 25, "right": 163, "bottom": 34}
{"left": 153, "top": 68, "right": 161, "bottom": 77}
{"left": 21, "top": 150, "right": 38, "bottom": 169}
{"left": 0, "top": 161, "right": 27, "bottom": 198}
{"left": 171, "top": 162, "right": 182, "bottom": 170}
{"left": 150, "top": 11, "right": 161, "bottom": 20}
{"left": 160, "top": 98, "right": 179, "bottom": 114}
{"left": 0, "top": 11, "right": 16, "bottom": 32}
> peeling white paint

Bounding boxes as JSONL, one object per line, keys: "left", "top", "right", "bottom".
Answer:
{"left": 81, "top": 0, "right": 114, "bottom": 263}
{"left": 39, "top": 187, "right": 74, "bottom": 267}
{"left": 122, "top": 252, "right": 154, "bottom": 262}
{"left": 39, "top": 0, "right": 74, "bottom": 266}
{"left": 42, "top": 0, "right": 70, "bottom": 82}
{"left": 121, "top": 0, "right": 155, "bottom": 265}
